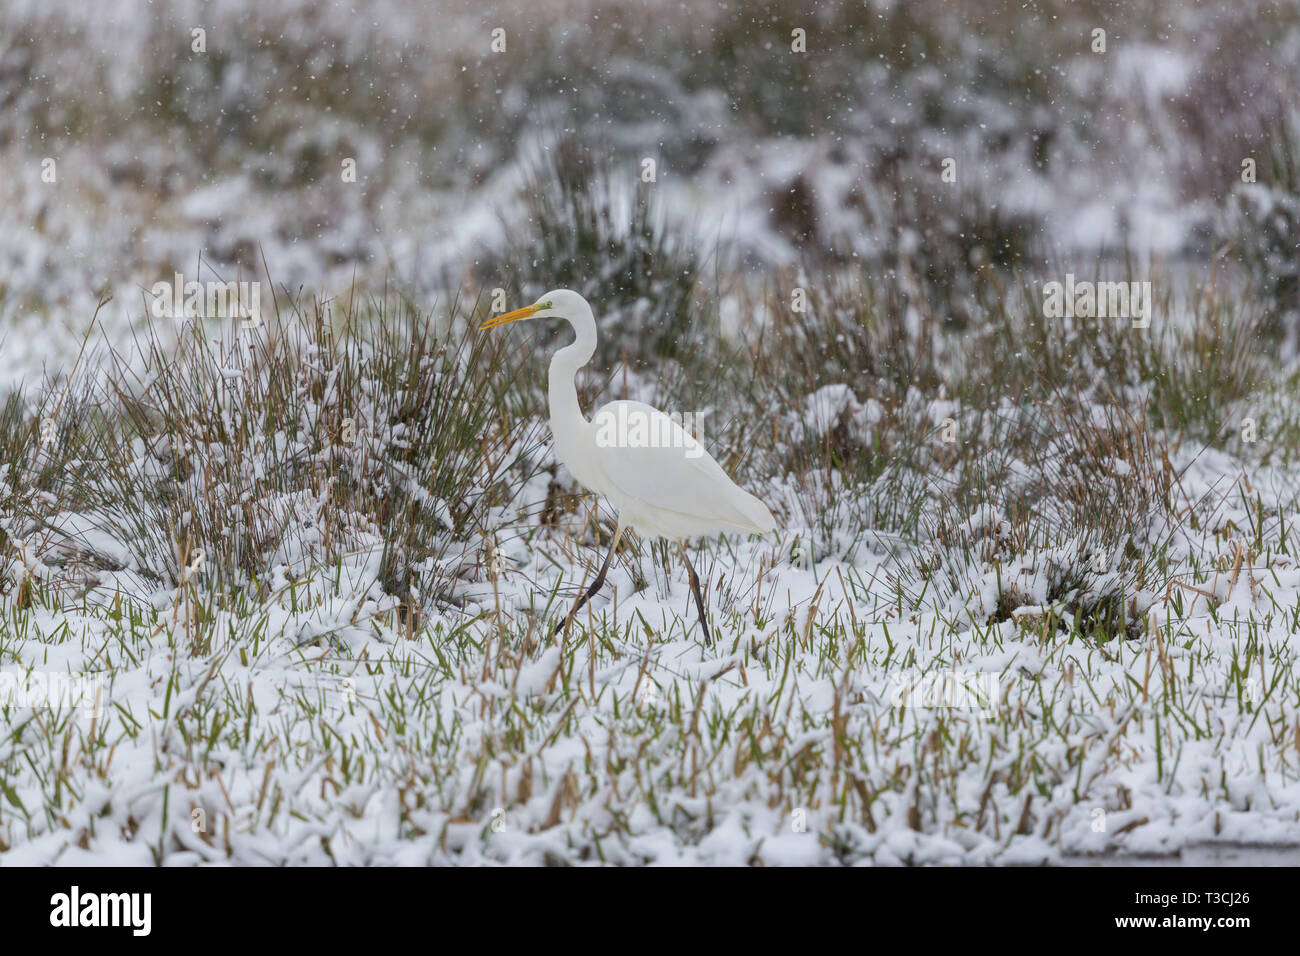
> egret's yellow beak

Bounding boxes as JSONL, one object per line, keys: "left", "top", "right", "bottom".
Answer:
{"left": 480, "top": 303, "right": 542, "bottom": 330}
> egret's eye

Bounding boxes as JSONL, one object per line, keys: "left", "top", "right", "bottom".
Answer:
{"left": 538, "top": 301, "right": 552, "bottom": 310}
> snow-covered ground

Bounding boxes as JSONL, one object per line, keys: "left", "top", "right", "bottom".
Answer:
{"left": 3, "top": 422, "right": 1300, "bottom": 864}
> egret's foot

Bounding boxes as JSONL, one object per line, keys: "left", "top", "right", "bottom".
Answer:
{"left": 553, "top": 612, "right": 576, "bottom": 638}
{"left": 554, "top": 583, "right": 600, "bottom": 638}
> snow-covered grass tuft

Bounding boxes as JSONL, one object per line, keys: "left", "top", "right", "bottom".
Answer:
{"left": 2, "top": 291, "right": 545, "bottom": 645}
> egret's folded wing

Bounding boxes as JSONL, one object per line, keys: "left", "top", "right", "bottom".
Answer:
{"left": 593, "top": 402, "right": 775, "bottom": 533}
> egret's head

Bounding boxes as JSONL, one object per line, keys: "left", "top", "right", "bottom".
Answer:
{"left": 479, "top": 289, "right": 587, "bottom": 330}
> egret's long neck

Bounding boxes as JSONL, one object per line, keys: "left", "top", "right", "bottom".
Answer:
{"left": 548, "top": 304, "right": 597, "bottom": 429}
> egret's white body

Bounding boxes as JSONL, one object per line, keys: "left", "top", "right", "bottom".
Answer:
{"left": 482, "top": 289, "right": 776, "bottom": 638}
{"left": 586, "top": 400, "right": 773, "bottom": 538}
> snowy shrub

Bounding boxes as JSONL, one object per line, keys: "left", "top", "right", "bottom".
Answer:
{"left": 503, "top": 135, "right": 700, "bottom": 367}
{"left": 20, "top": 296, "right": 542, "bottom": 624}
{"left": 1223, "top": 179, "right": 1300, "bottom": 346}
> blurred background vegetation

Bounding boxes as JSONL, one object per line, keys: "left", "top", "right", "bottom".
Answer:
{"left": 1, "top": 0, "right": 1297, "bottom": 338}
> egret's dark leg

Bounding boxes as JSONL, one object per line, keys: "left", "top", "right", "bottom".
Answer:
{"left": 555, "top": 523, "right": 624, "bottom": 637}
{"left": 677, "top": 541, "right": 712, "bottom": 645}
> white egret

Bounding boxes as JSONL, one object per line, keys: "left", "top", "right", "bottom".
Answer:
{"left": 480, "top": 289, "right": 775, "bottom": 642}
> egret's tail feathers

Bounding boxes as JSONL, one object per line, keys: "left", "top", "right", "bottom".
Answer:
{"left": 736, "top": 491, "right": 777, "bottom": 535}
